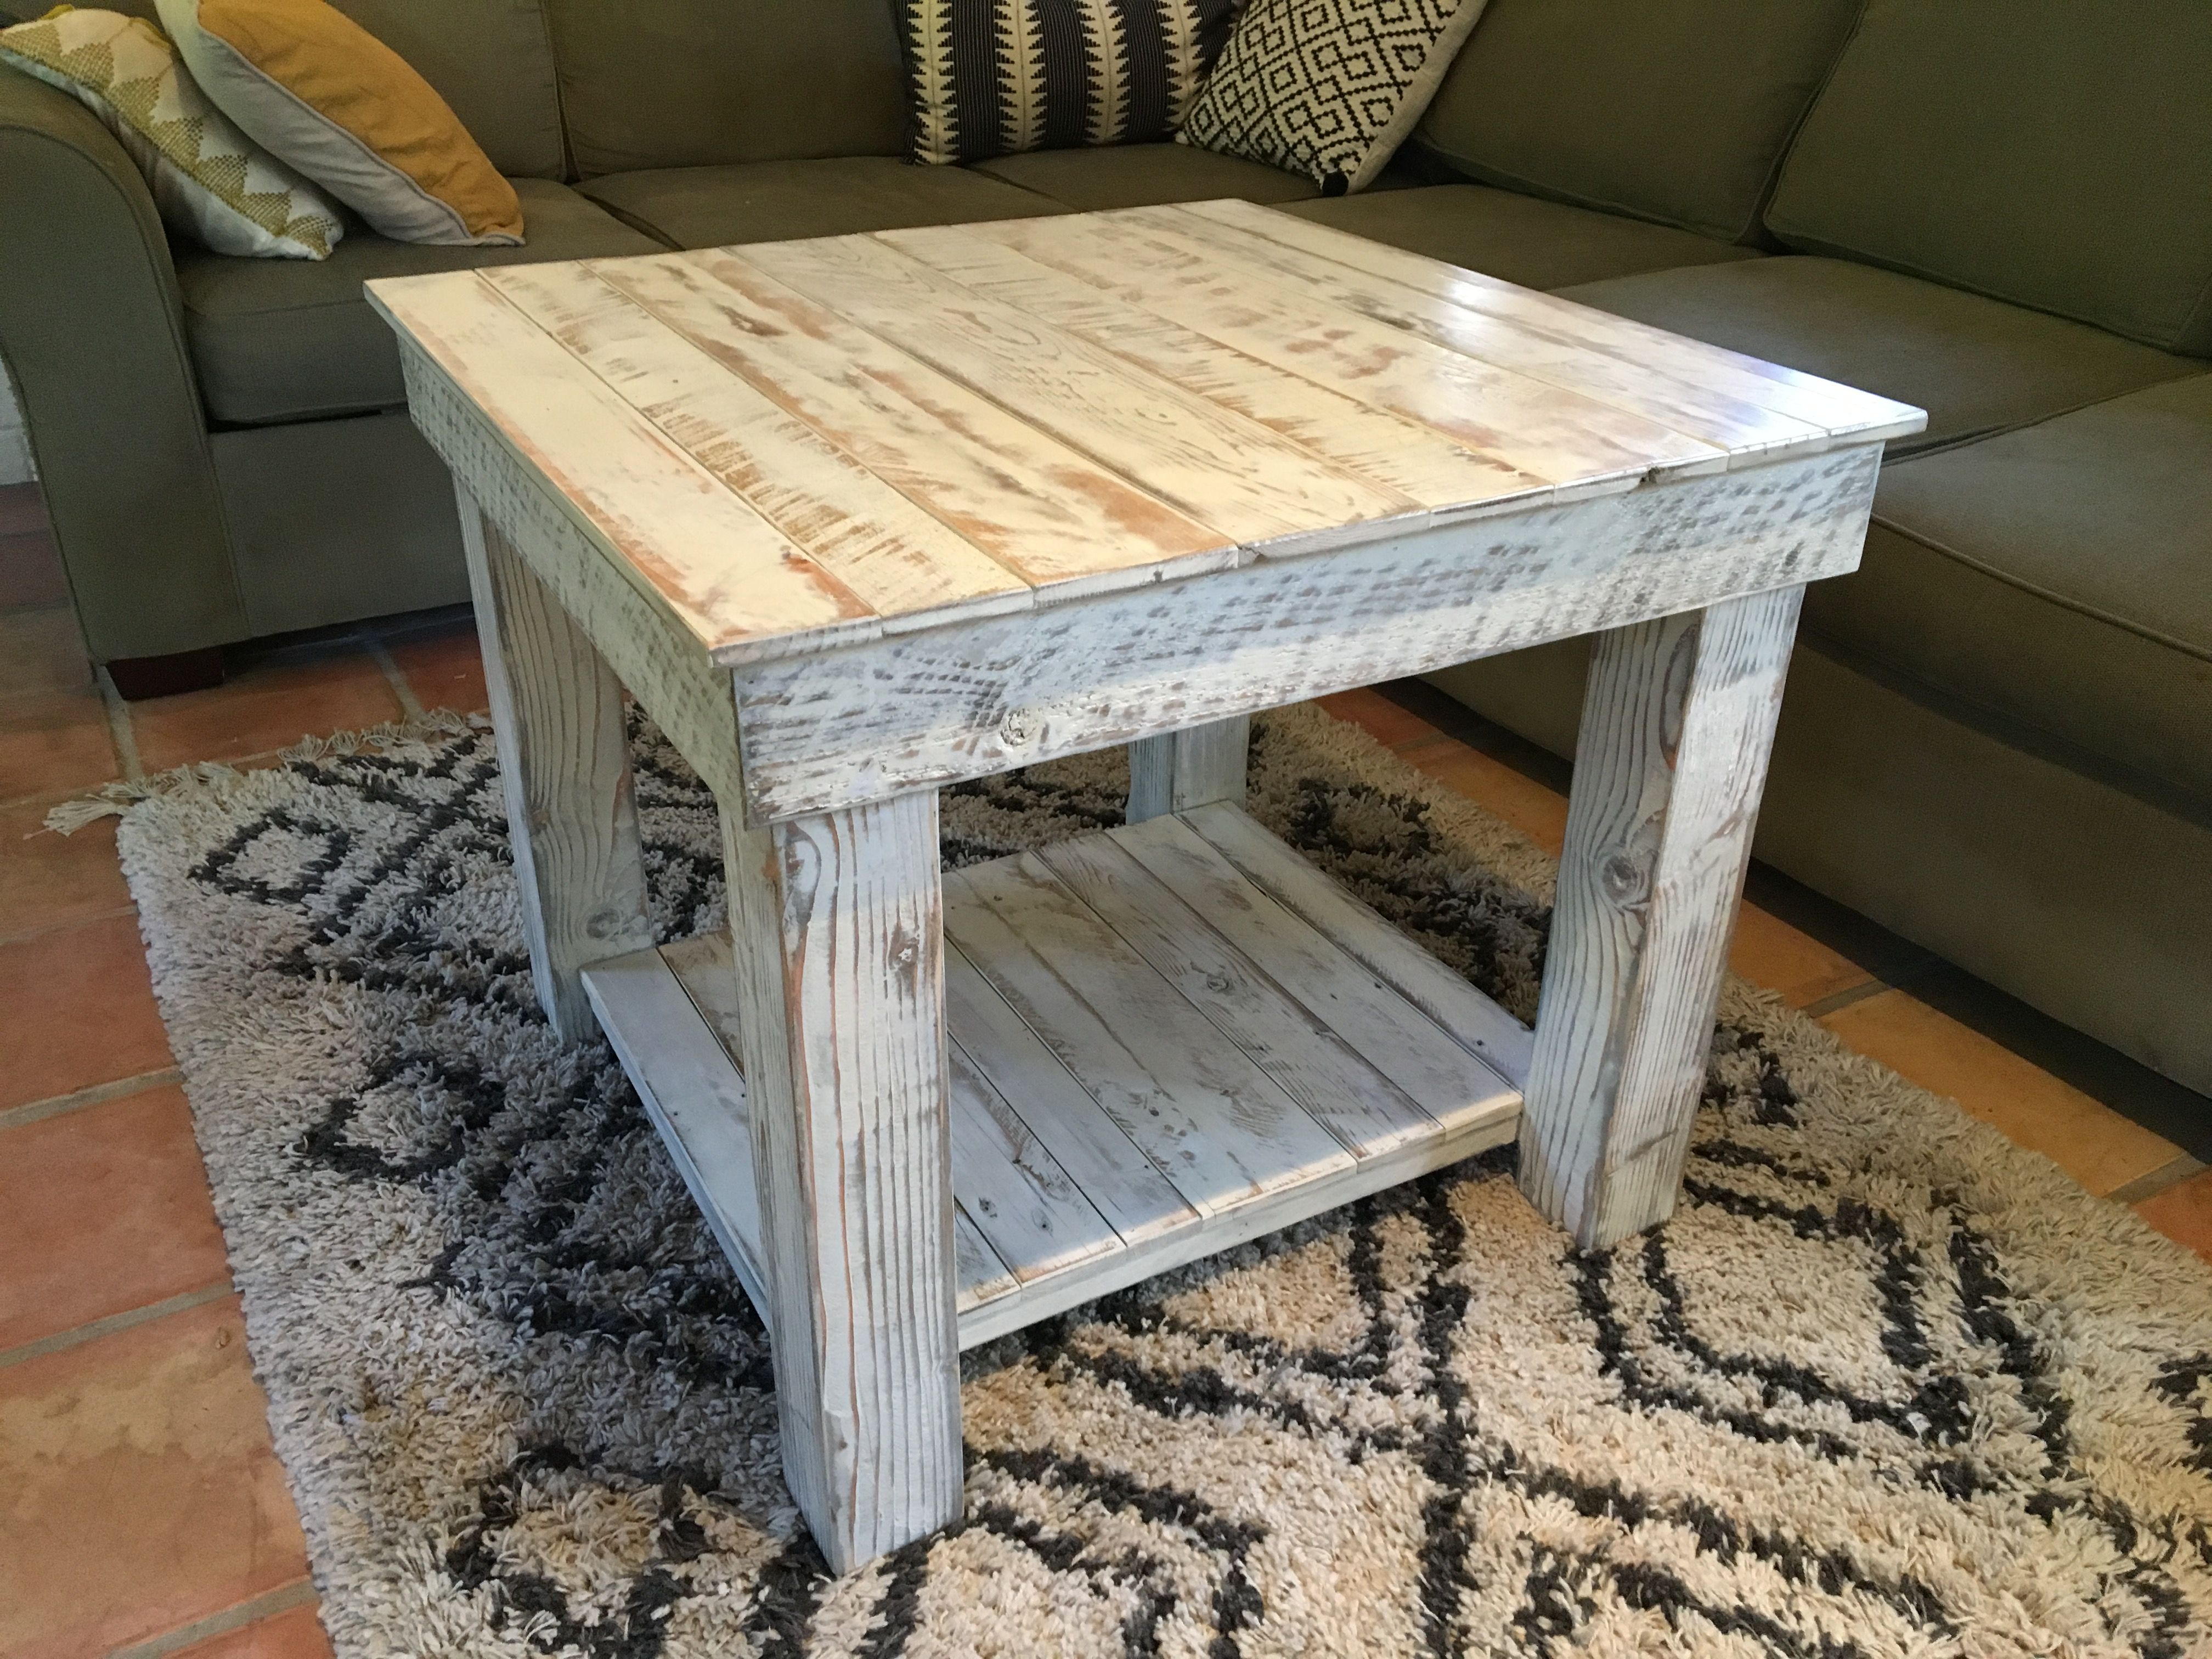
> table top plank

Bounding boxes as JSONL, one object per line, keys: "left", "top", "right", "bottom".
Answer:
{"left": 599, "top": 249, "right": 1239, "bottom": 600}
{"left": 883, "top": 223, "right": 1551, "bottom": 516}
{"left": 365, "top": 269, "right": 881, "bottom": 658}
{"left": 965, "top": 212, "right": 1729, "bottom": 495}
{"left": 738, "top": 233, "right": 1423, "bottom": 555}
{"left": 1188, "top": 199, "right": 1926, "bottom": 444}
{"left": 482, "top": 261, "right": 1035, "bottom": 628}
{"left": 1141, "top": 204, "right": 1829, "bottom": 465}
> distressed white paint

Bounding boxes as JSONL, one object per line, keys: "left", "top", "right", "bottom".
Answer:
{"left": 719, "top": 793, "right": 964, "bottom": 1574}
{"left": 1518, "top": 586, "right": 1805, "bottom": 1248}
{"left": 729, "top": 447, "right": 1882, "bottom": 821}
{"left": 459, "top": 487, "right": 654, "bottom": 1037}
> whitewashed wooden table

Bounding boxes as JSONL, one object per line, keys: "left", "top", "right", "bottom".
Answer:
{"left": 369, "top": 199, "right": 1923, "bottom": 1573}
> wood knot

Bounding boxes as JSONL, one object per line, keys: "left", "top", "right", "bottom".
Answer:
{"left": 997, "top": 707, "right": 1042, "bottom": 746}
{"left": 1600, "top": 853, "right": 1645, "bottom": 904}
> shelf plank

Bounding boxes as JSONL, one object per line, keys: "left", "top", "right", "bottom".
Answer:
{"left": 600, "top": 812, "right": 1525, "bottom": 1353}
{"left": 1034, "top": 831, "right": 1437, "bottom": 1159}
{"left": 580, "top": 945, "right": 766, "bottom": 1311}
{"left": 943, "top": 944, "right": 1198, "bottom": 1250}
{"left": 946, "top": 1034, "right": 1123, "bottom": 1285}
{"left": 944, "top": 854, "right": 1356, "bottom": 1215}
{"left": 1113, "top": 814, "right": 1519, "bottom": 1132}
{"left": 1181, "top": 802, "right": 1536, "bottom": 1087}
{"left": 953, "top": 1205, "right": 1020, "bottom": 1311}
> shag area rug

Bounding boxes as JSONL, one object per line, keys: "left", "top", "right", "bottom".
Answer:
{"left": 103, "top": 702, "right": 2212, "bottom": 1658}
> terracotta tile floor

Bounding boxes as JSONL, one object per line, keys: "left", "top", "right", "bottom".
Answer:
{"left": 1, "top": 479, "right": 2206, "bottom": 1655}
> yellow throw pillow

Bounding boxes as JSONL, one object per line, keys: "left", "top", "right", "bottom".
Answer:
{"left": 154, "top": 0, "right": 523, "bottom": 246}
{"left": 0, "top": 5, "right": 342, "bottom": 259}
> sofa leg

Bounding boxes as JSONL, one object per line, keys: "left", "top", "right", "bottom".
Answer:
{"left": 105, "top": 646, "right": 225, "bottom": 700}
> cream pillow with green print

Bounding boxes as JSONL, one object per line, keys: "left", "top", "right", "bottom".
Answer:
{"left": 0, "top": 5, "right": 341, "bottom": 258}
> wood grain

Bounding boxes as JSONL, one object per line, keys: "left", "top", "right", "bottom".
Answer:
{"left": 1517, "top": 586, "right": 1804, "bottom": 1248}
{"left": 719, "top": 793, "right": 964, "bottom": 1573}
{"left": 401, "top": 352, "right": 747, "bottom": 802}
{"left": 1036, "top": 831, "right": 1437, "bottom": 1158}
{"left": 482, "top": 260, "right": 1034, "bottom": 627}
{"left": 885, "top": 224, "right": 1547, "bottom": 512}
{"left": 1144, "top": 204, "right": 1826, "bottom": 464}
{"left": 740, "top": 234, "right": 1419, "bottom": 554}
{"left": 964, "top": 213, "right": 1723, "bottom": 491}
{"left": 459, "top": 487, "right": 654, "bottom": 1038}
{"left": 1125, "top": 716, "right": 1248, "bottom": 824}
{"left": 944, "top": 855, "right": 1355, "bottom": 1214}
{"left": 729, "top": 447, "right": 1882, "bottom": 819}
{"left": 581, "top": 943, "right": 768, "bottom": 1313}
{"left": 1183, "top": 802, "right": 1533, "bottom": 1090}
{"left": 1187, "top": 200, "right": 1927, "bottom": 444}
{"left": 601, "top": 249, "right": 1237, "bottom": 598}
{"left": 369, "top": 272, "right": 880, "bottom": 662}
{"left": 1116, "top": 814, "right": 1517, "bottom": 1131}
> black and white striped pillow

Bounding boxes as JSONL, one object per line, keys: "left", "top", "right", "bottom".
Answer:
{"left": 901, "top": 0, "right": 1238, "bottom": 167}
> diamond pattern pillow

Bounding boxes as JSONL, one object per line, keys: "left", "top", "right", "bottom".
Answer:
{"left": 1179, "top": 0, "right": 1491, "bottom": 194}
{"left": 900, "top": 0, "right": 1237, "bottom": 167}
{"left": 0, "top": 5, "right": 342, "bottom": 258}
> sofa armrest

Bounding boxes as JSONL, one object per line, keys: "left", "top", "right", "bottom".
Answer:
{"left": 0, "top": 64, "right": 246, "bottom": 660}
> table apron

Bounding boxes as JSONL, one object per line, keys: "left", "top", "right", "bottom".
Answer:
{"left": 730, "top": 444, "right": 1880, "bottom": 823}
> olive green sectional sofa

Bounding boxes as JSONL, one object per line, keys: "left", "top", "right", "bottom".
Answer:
{"left": 3, "top": 0, "right": 2208, "bottom": 1099}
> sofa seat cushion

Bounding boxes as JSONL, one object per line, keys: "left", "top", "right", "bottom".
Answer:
{"left": 1278, "top": 183, "right": 1762, "bottom": 292}
{"left": 1803, "top": 374, "right": 2212, "bottom": 803}
{"left": 177, "top": 176, "right": 660, "bottom": 425}
{"left": 1557, "top": 257, "right": 2198, "bottom": 456}
{"left": 575, "top": 157, "right": 1066, "bottom": 251}
{"left": 969, "top": 143, "right": 1323, "bottom": 211}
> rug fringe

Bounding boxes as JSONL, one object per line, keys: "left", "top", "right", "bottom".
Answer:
{"left": 43, "top": 709, "right": 488, "bottom": 834}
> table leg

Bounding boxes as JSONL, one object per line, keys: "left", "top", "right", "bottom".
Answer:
{"left": 1517, "top": 585, "right": 1804, "bottom": 1250}
{"left": 720, "top": 791, "right": 964, "bottom": 1573}
{"left": 1126, "top": 715, "right": 1250, "bottom": 823}
{"left": 458, "top": 486, "right": 654, "bottom": 1040}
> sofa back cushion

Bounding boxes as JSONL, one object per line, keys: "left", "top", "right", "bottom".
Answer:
{"left": 547, "top": 0, "right": 909, "bottom": 178}
{"left": 1767, "top": 0, "right": 2212, "bottom": 356}
{"left": 1412, "top": 0, "right": 1865, "bottom": 246}
{"left": 319, "top": 0, "right": 563, "bottom": 180}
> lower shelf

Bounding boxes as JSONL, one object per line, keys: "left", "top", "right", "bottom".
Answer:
{"left": 583, "top": 802, "right": 1528, "bottom": 1350}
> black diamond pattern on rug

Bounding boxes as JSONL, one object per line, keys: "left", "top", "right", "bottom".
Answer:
{"left": 109, "top": 706, "right": 2212, "bottom": 1657}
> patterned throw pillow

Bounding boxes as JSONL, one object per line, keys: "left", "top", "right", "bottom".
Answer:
{"left": 901, "top": 0, "right": 1237, "bottom": 167}
{"left": 0, "top": 4, "right": 342, "bottom": 258}
{"left": 155, "top": 0, "right": 522, "bottom": 246}
{"left": 1179, "top": 0, "right": 1491, "bottom": 194}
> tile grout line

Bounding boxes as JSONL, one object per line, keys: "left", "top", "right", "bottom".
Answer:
{"left": 107, "top": 1578, "right": 319, "bottom": 1659}
{"left": 0, "top": 1282, "right": 234, "bottom": 1371}
{"left": 0, "top": 1066, "right": 184, "bottom": 1132}
{"left": 2108, "top": 1154, "right": 2210, "bottom": 1207}
{"left": 0, "top": 900, "right": 139, "bottom": 950}
{"left": 365, "top": 631, "right": 427, "bottom": 722}
{"left": 1802, "top": 979, "right": 1892, "bottom": 1021}
{"left": 95, "top": 664, "right": 146, "bottom": 782}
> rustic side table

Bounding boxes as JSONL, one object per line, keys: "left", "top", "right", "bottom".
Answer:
{"left": 370, "top": 199, "right": 1921, "bottom": 1572}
